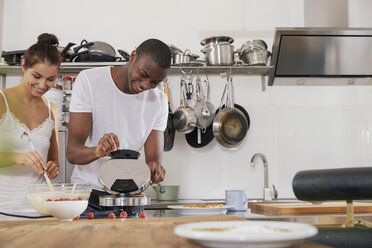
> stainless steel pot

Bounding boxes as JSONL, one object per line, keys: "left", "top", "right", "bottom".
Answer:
{"left": 172, "top": 49, "right": 199, "bottom": 65}
{"left": 240, "top": 40, "right": 268, "bottom": 54}
{"left": 240, "top": 49, "right": 271, "bottom": 66}
{"left": 201, "top": 36, "right": 234, "bottom": 46}
{"left": 201, "top": 42, "right": 235, "bottom": 66}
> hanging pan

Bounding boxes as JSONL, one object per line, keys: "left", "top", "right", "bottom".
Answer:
{"left": 163, "top": 80, "right": 175, "bottom": 151}
{"left": 212, "top": 74, "right": 249, "bottom": 148}
{"left": 172, "top": 79, "right": 197, "bottom": 134}
{"left": 185, "top": 125, "right": 214, "bottom": 148}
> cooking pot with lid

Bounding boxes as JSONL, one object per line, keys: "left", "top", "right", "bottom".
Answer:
{"left": 201, "top": 42, "right": 235, "bottom": 66}
{"left": 201, "top": 36, "right": 234, "bottom": 46}
{"left": 200, "top": 36, "right": 235, "bottom": 66}
{"left": 172, "top": 49, "right": 200, "bottom": 65}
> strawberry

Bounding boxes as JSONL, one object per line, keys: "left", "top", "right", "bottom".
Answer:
{"left": 87, "top": 212, "right": 94, "bottom": 220}
{"left": 73, "top": 215, "right": 80, "bottom": 220}
{"left": 78, "top": 197, "right": 82, "bottom": 200}
{"left": 46, "top": 199, "right": 52, "bottom": 201}
{"left": 139, "top": 212, "right": 146, "bottom": 219}
{"left": 119, "top": 211, "right": 127, "bottom": 219}
{"left": 108, "top": 213, "right": 116, "bottom": 219}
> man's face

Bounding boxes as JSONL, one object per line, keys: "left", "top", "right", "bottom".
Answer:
{"left": 126, "top": 52, "right": 166, "bottom": 94}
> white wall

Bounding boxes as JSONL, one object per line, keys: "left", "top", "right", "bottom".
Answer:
{"left": 0, "top": 0, "right": 3, "bottom": 57}
{"left": 2, "top": 0, "right": 372, "bottom": 200}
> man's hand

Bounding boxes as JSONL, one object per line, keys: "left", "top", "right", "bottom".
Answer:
{"left": 95, "top": 133, "right": 120, "bottom": 158}
{"left": 148, "top": 161, "right": 166, "bottom": 184}
{"left": 46, "top": 160, "right": 59, "bottom": 179}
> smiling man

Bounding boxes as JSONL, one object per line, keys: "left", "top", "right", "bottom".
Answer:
{"left": 66, "top": 39, "right": 171, "bottom": 206}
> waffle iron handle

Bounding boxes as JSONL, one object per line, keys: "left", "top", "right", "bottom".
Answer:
{"left": 110, "top": 149, "right": 140, "bottom": 160}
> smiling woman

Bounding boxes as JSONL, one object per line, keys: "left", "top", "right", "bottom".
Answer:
{"left": 0, "top": 33, "right": 61, "bottom": 212}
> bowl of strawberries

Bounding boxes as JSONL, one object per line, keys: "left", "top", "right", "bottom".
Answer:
{"left": 27, "top": 183, "right": 91, "bottom": 220}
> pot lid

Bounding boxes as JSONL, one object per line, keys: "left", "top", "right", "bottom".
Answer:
{"left": 98, "top": 150, "right": 151, "bottom": 195}
{"left": 168, "top": 44, "right": 183, "bottom": 55}
{"left": 200, "top": 36, "right": 234, "bottom": 46}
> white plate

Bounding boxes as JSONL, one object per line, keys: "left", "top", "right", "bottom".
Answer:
{"left": 174, "top": 220, "right": 318, "bottom": 248}
{"left": 168, "top": 205, "right": 232, "bottom": 216}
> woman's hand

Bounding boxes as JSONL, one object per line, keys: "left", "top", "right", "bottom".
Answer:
{"left": 13, "top": 151, "right": 46, "bottom": 175}
{"left": 46, "top": 160, "right": 59, "bottom": 179}
{"left": 95, "top": 133, "right": 120, "bottom": 158}
{"left": 148, "top": 161, "right": 166, "bottom": 184}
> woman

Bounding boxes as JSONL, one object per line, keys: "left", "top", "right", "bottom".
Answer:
{"left": 0, "top": 33, "right": 60, "bottom": 211}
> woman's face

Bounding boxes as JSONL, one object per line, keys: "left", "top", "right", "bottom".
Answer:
{"left": 22, "top": 61, "right": 59, "bottom": 97}
{"left": 126, "top": 52, "right": 166, "bottom": 94}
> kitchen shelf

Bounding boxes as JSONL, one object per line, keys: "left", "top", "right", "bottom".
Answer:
{"left": 0, "top": 63, "right": 273, "bottom": 76}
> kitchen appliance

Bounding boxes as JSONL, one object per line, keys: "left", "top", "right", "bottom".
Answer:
{"left": 269, "top": 27, "right": 372, "bottom": 86}
{"left": 292, "top": 167, "right": 372, "bottom": 227}
{"left": 82, "top": 149, "right": 151, "bottom": 218}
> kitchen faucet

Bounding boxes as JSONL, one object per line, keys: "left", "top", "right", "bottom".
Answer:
{"left": 251, "top": 153, "right": 276, "bottom": 201}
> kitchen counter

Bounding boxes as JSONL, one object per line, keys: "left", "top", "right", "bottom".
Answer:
{"left": 146, "top": 198, "right": 299, "bottom": 210}
{"left": 0, "top": 216, "right": 330, "bottom": 248}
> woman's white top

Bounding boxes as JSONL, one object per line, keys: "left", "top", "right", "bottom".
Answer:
{"left": 0, "top": 91, "right": 54, "bottom": 211}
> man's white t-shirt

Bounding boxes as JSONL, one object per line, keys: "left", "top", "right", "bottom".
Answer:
{"left": 69, "top": 66, "right": 168, "bottom": 190}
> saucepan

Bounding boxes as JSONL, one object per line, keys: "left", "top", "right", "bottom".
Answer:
{"left": 200, "top": 36, "right": 235, "bottom": 66}
{"left": 152, "top": 183, "right": 179, "bottom": 201}
{"left": 213, "top": 74, "right": 249, "bottom": 148}
{"left": 172, "top": 79, "right": 197, "bottom": 134}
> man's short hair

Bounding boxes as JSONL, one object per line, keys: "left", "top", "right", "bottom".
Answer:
{"left": 136, "top": 39, "right": 172, "bottom": 69}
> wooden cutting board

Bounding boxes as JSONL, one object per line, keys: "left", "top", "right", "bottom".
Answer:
{"left": 0, "top": 216, "right": 330, "bottom": 248}
{"left": 249, "top": 201, "right": 372, "bottom": 215}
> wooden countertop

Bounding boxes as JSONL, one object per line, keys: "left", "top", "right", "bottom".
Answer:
{"left": 0, "top": 216, "right": 329, "bottom": 248}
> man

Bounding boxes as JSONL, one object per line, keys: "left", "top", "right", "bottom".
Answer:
{"left": 67, "top": 39, "right": 171, "bottom": 205}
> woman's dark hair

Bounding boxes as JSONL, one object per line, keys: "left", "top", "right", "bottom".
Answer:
{"left": 23, "top": 33, "right": 61, "bottom": 69}
{"left": 136, "top": 39, "right": 171, "bottom": 69}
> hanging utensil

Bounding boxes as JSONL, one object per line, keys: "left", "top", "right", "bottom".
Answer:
{"left": 193, "top": 74, "right": 215, "bottom": 129}
{"left": 163, "top": 79, "right": 176, "bottom": 151}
